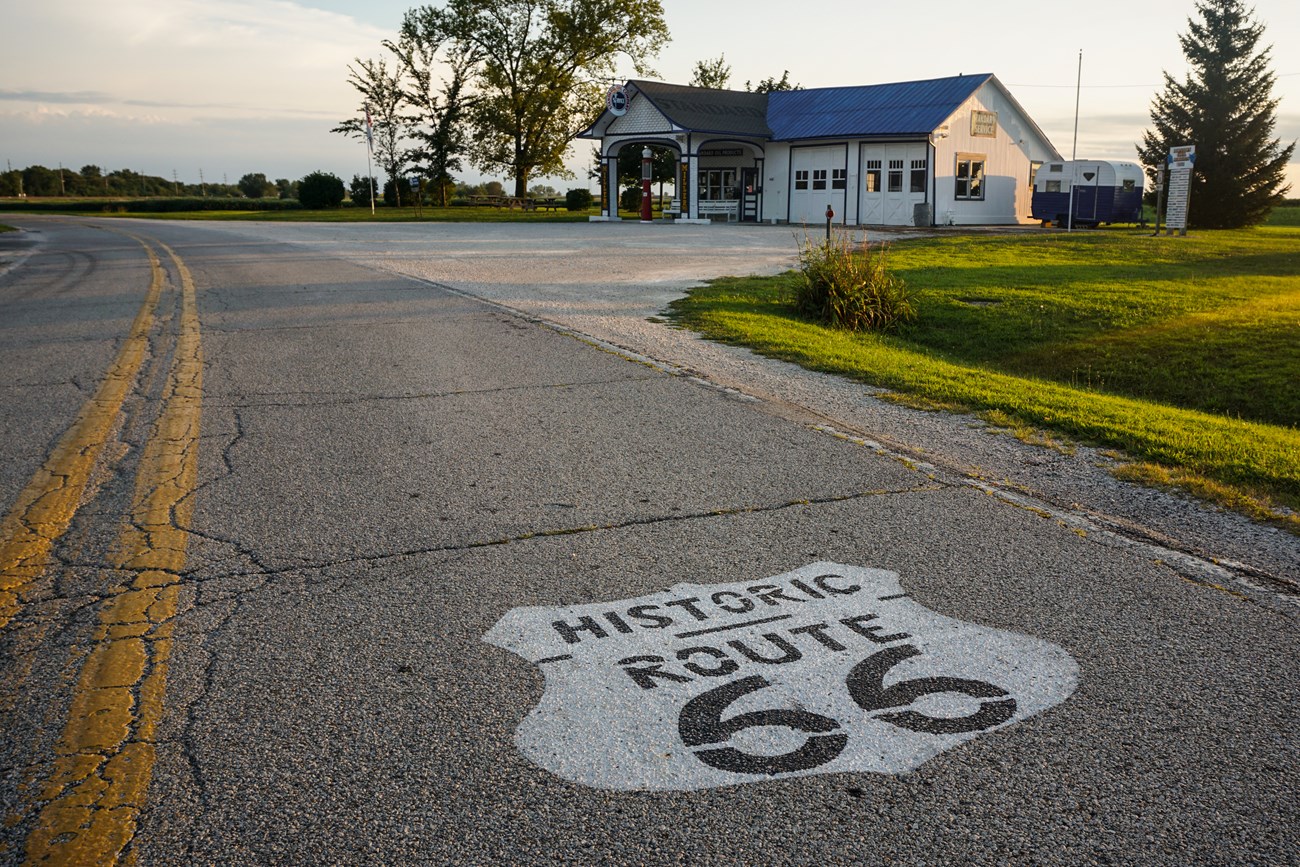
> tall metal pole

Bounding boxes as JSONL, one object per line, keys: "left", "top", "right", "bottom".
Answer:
{"left": 364, "top": 103, "right": 376, "bottom": 216}
{"left": 1067, "top": 50, "right": 1081, "bottom": 232}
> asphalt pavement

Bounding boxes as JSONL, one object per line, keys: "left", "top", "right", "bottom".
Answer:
{"left": 0, "top": 217, "right": 1295, "bottom": 866}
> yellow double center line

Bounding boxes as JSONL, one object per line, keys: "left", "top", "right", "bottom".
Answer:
{"left": 2, "top": 233, "right": 203, "bottom": 864}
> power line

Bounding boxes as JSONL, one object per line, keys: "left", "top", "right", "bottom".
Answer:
{"left": 1008, "top": 71, "right": 1298, "bottom": 88}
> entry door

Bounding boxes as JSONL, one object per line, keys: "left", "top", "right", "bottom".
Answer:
{"left": 860, "top": 148, "right": 885, "bottom": 224}
{"left": 790, "top": 146, "right": 847, "bottom": 225}
{"left": 882, "top": 144, "right": 927, "bottom": 225}
{"left": 1074, "top": 167, "right": 1100, "bottom": 220}
{"left": 740, "top": 168, "right": 760, "bottom": 222}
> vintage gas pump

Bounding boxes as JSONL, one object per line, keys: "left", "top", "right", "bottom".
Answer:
{"left": 640, "top": 148, "right": 654, "bottom": 223}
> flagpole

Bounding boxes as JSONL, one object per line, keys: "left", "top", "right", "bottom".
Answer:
{"left": 1067, "top": 49, "right": 1081, "bottom": 232}
{"left": 364, "top": 103, "right": 376, "bottom": 216}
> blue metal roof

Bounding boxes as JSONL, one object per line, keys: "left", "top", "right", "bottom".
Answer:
{"left": 767, "top": 74, "right": 991, "bottom": 140}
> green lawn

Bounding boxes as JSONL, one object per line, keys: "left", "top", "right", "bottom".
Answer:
{"left": 668, "top": 227, "right": 1300, "bottom": 529}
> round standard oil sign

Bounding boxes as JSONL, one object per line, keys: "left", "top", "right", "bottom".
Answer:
{"left": 606, "top": 85, "right": 628, "bottom": 116}
{"left": 483, "top": 562, "right": 1078, "bottom": 791}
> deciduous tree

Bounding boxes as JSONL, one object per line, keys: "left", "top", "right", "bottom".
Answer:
{"left": 237, "top": 172, "right": 273, "bottom": 199}
{"left": 746, "top": 70, "right": 801, "bottom": 94}
{"left": 690, "top": 54, "right": 731, "bottom": 90}
{"left": 420, "top": 0, "right": 670, "bottom": 197}
{"left": 1136, "top": 0, "right": 1293, "bottom": 227}
{"left": 332, "top": 57, "right": 410, "bottom": 205}
{"left": 390, "top": 12, "right": 481, "bottom": 206}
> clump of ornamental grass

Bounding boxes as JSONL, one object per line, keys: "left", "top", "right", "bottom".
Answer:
{"left": 794, "top": 233, "right": 915, "bottom": 332}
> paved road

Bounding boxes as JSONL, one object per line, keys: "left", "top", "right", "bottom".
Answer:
{"left": 0, "top": 217, "right": 1296, "bottom": 865}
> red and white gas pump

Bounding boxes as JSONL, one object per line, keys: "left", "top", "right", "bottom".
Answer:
{"left": 640, "top": 148, "right": 653, "bottom": 223}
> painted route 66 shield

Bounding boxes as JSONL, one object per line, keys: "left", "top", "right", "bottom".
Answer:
{"left": 483, "top": 562, "right": 1078, "bottom": 791}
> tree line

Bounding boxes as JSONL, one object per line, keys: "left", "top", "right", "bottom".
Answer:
{"left": 0, "top": 165, "right": 248, "bottom": 199}
{"left": 0, "top": 166, "right": 315, "bottom": 201}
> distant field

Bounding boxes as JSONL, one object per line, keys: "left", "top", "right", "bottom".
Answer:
{"left": 669, "top": 227, "right": 1300, "bottom": 528}
{"left": 1265, "top": 203, "right": 1300, "bottom": 226}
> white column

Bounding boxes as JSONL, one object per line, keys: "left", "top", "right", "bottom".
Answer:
{"left": 687, "top": 153, "right": 700, "bottom": 220}
{"left": 606, "top": 157, "right": 619, "bottom": 220}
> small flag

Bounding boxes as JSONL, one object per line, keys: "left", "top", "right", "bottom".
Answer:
{"left": 364, "top": 105, "right": 374, "bottom": 149}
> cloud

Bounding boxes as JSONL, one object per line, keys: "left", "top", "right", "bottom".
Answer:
{"left": 5, "top": 0, "right": 390, "bottom": 118}
{"left": 0, "top": 90, "right": 115, "bottom": 104}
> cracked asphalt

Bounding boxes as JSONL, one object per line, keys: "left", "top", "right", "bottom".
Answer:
{"left": 0, "top": 217, "right": 1296, "bottom": 866}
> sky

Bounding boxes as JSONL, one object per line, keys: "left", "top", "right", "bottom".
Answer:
{"left": 3, "top": 0, "right": 1298, "bottom": 192}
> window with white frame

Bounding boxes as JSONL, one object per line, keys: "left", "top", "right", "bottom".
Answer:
{"left": 864, "top": 160, "right": 881, "bottom": 193}
{"left": 955, "top": 154, "right": 985, "bottom": 200}
{"left": 698, "top": 169, "right": 737, "bottom": 200}
{"left": 910, "top": 159, "right": 927, "bottom": 193}
{"left": 795, "top": 169, "right": 809, "bottom": 190}
{"left": 832, "top": 168, "right": 847, "bottom": 190}
{"left": 812, "top": 169, "right": 828, "bottom": 190}
{"left": 888, "top": 159, "right": 903, "bottom": 192}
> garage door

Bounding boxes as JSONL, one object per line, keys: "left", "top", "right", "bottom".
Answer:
{"left": 790, "top": 145, "right": 847, "bottom": 225}
{"left": 860, "top": 143, "right": 928, "bottom": 226}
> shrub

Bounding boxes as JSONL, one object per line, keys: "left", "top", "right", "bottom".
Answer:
{"left": 565, "top": 188, "right": 593, "bottom": 211}
{"left": 350, "top": 174, "right": 377, "bottom": 207}
{"left": 620, "top": 185, "right": 642, "bottom": 212}
{"left": 794, "top": 234, "right": 915, "bottom": 332}
{"left": 297, "top": 171, "right": 345, "bottom": 208}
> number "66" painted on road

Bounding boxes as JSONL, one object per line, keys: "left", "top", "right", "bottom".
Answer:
{"left": 678, "top": 644, "right": 1017, "bottom": 776}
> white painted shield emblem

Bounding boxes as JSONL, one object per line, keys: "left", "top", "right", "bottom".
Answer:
{"left": 483, "top": 563, "right": 1078, "bottom": 791}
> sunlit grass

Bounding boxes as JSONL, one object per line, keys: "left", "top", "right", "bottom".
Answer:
{"left": 668, "top": 228, "right": 1300, "bottom": 528}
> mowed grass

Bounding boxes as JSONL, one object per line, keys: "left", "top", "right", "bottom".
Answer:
{"left": 668, "top": 227, "right": 1300, "bottom": 528}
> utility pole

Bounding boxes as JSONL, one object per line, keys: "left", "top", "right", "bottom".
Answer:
{"left": 173, "top": 169, "right": 179, "bottom": 196}
{"left": 59, "top": 162, "right": 66, "bottom": 196}
{"left": 200, "top": 168, "right": 207, "bottom": 197}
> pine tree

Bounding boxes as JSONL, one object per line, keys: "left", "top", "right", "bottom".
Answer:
{"left": 1137, "top": 0, "right": 1293, "bottom": 228}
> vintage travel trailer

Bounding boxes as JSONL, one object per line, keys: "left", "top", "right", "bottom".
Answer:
{"left": 1030, "top": 160, "right": 1145, "bottom": 227}
{"left": 579, "top": 73, "right": 1063, "bottom": 227}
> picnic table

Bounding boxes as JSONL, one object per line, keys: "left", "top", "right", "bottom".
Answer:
{"left": 467, "top": 195, "right": 539, "bottom": 210}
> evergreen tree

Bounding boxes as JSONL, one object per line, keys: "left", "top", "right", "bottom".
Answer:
{"left": 1137, "top": 0, "right": 1293, "bottom": 228}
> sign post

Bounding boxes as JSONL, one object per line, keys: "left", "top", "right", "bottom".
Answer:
{"left": 409, "top": 176, "right": 421, "bottom": 219}
{"left": 1165, "top": 144, "right": 1195, "bottom": 236}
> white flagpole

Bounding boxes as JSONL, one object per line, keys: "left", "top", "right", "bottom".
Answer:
{"left": 1067, "top": 50, "right": 1081, "bottom": 232}
{"left": 364, "top": 103, "right": 376, "bottom": 216}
